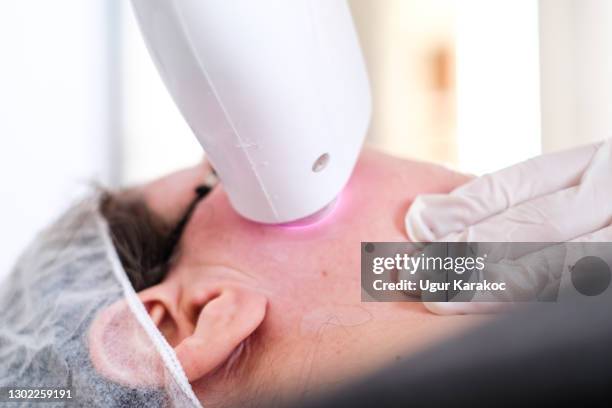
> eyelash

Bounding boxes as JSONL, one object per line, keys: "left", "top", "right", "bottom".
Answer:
{"left": 163, "top": 185, "right": 212, "bottom": 258}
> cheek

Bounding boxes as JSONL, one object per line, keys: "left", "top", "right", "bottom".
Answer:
{"left": 181, "top": 157, "right": 423, "bottom": 278}
{"left": 185, "top": 188, "right": 331, "bottom": 253}
{"left": 183, "top": 183, "right": 397, "bottom": 272}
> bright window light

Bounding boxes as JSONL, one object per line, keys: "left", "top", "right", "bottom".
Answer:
{"left": 120, "top": 2, "right": 203, "bottom": 185}
{"left": 456, "top": 0, "right": 542, "bottom": 175}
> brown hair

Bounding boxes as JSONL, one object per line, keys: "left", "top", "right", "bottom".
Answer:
{"left": 99, "top": 186, "right": 210, "bottom": 291}
{"left": 100, "top": 185, "right": 272, "bottom": 405}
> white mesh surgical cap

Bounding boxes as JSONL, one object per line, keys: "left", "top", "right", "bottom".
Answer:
{"left": 0, "top": 196, "right": 202, "bottom": 407}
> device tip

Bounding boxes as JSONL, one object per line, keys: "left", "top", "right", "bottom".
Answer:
{"left": 279, "top": 199, "right": 338, "bottom": 228}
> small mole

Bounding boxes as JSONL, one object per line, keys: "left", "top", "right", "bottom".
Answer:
{"left": 321, "top": 270, "right": 328, "bottom": 278}
{"left": 395, "top": 355, "right": 401, "bottom": 361}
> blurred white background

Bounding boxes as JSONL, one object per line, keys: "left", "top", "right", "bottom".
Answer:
{"left": 1, "top": 0, "right": 611, "bottom": 279}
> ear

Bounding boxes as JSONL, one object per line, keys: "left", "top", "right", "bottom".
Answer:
{"left": 139, "top": 282, "right": 268, "bottom": 382}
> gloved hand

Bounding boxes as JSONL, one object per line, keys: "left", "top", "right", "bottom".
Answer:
{"left": 405, "top": 139, "right": 612, "bottom": 314}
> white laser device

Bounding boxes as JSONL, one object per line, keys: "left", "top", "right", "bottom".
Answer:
{"left": 130, "top": 0, "right": 371, "bottom": 224}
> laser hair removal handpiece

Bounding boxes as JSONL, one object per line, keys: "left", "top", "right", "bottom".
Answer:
{"left": 130, "top": 0, "right": 372, "bottom": 224}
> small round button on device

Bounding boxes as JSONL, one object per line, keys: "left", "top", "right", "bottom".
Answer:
{"left": 312, "top": 153, "right": 330, "bottom": 172}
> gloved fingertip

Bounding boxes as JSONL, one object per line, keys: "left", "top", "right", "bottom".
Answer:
{"left": 405, "top": 197, "right": 437, "bottom": 243}
{"left": 423, "top": 302, "right": 467, "bottom": 315}
{"left": 425, "top": 301, "right": 514, "bottom": 315}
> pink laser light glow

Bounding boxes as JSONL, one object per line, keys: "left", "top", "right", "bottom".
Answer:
{"left": 277, "top": 194, "right": 342, "bottom": 229}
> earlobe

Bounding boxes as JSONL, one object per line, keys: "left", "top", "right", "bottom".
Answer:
{"left": 174, "top": 286, "right": 268, "bottom": 382}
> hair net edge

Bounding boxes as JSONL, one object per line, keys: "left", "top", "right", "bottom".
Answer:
{"left": 94, "top": 210, "right": 203, "bottom": 408}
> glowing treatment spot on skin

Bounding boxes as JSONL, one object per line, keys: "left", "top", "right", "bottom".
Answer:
{"left": 300, "top": 305, "right": 373, "bottom": 335}
{"left": 278, "top": 196, "right": 340, "bottom": 229}
{"left": 272, "top": 252, "right": 289, "bottom": 262}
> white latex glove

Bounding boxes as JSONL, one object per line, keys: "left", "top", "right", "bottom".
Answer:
{"left": 405, "top": 139, "right": 612, "bottom": 314}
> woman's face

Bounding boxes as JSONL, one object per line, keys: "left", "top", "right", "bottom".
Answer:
{"left": 93, "top": 149, "right": 482, "bottom": 407}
